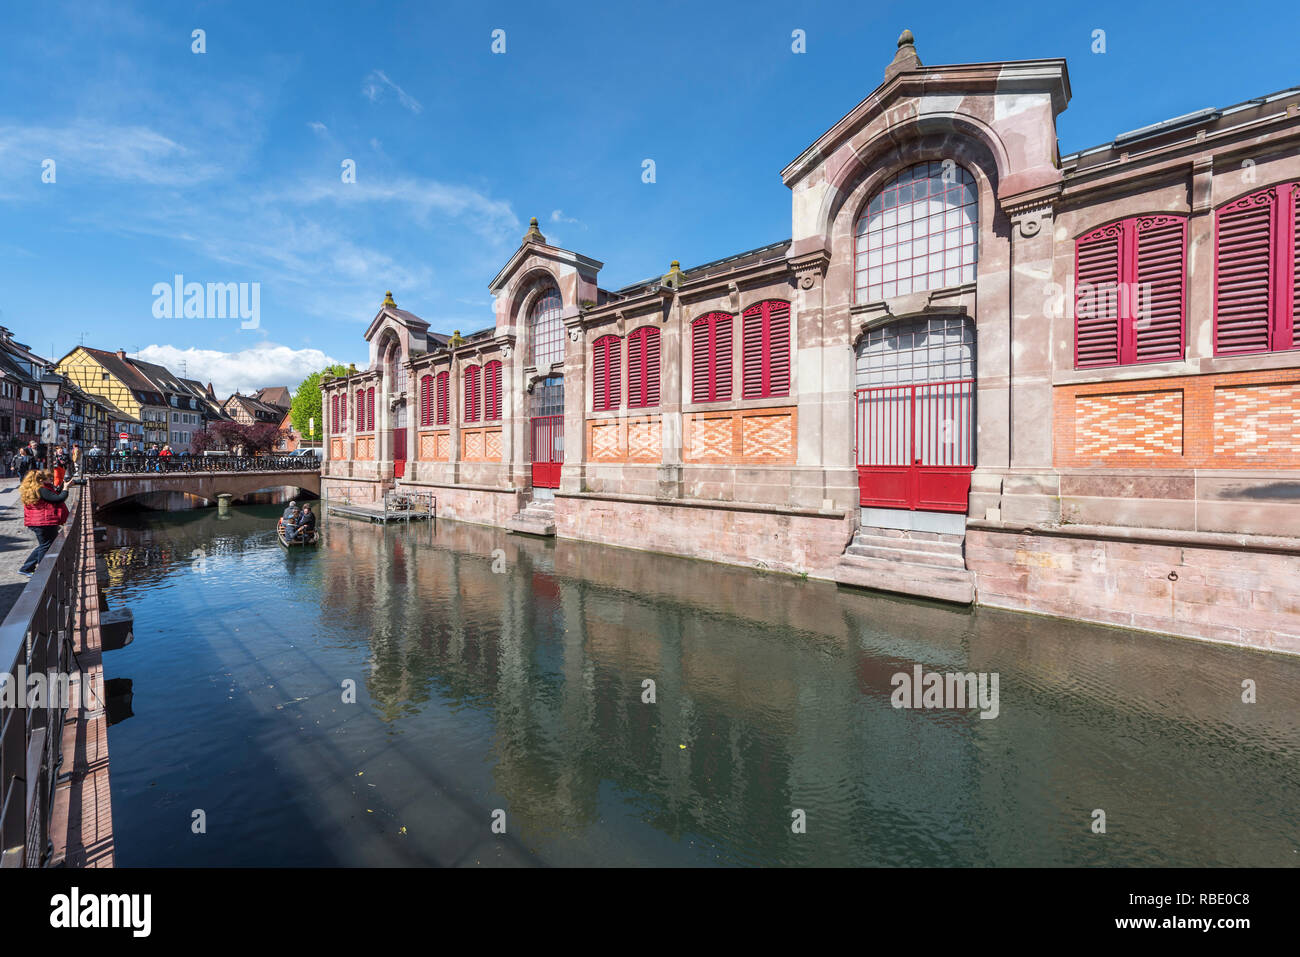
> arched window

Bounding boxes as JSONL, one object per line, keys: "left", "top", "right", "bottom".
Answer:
{"left": 1075, "top": 215, "right": 1187, "bottom": 367}
{"left": 1214, "top": 181, "right": 1299, "bottom": 355}
{"left": 528, "top": 284, "right": 565, "bottom": 368}
{"left": 855, "top": 161, "right": 978, "bottom": 303}
{"left": 435, "top": 371, "right": 449, "bottom": 425}
{"left": 741, "top": 300, "right": 791, "bottom": 398}
{"left": 464, "top": 364, "right": 481, "bottom": 422}
{"left": 484, "top": 360, "right": 502, "bottom": 420}
{"left": 419, "top": 375, "right": 434, "bottom": 426}
{"left": 627, "top": 326, "right": 661, "bottom": 409}
{"left": 691, "top": 313, "right": 733, "bottom": 403}
{"left": 592, "top": 334, "right": 622, "bottom": 412}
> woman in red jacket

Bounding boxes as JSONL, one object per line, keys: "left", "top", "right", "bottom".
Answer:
{"left": 19, "top": 470, "right": 69, "bottom": 576}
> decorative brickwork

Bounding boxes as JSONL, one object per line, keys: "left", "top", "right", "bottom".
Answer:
{"left": 460, "top": 427, "right": 502, "bottom": 462}
{"left": 418, "top": 430, "right": 451, "bottom": 461}
{"left": 330, "top": 437, "right": 344, "bottom": 460}
{"left": 585, "top": 415, "right": 663, "bottom": 464}
{"left": 683, "top": 407, "right": 796, "bottom": 465}
{"left": 1055, "top": 369, "right": 1300, "bottom": 468}
{"left": 355, "top": 436, "right": 375, "bottom": 461}
{"left": 1074, "top": 390, "right": 1183, "bottom": 457}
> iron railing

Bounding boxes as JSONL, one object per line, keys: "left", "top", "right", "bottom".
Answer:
{"left": 79, "top": 454, "right": 319, "bottom": 476}
{"left": 0, "top": 486, "right": 87, "bottom": 867}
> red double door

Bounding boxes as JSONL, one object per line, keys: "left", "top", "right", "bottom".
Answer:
{"left": 392, "top": 428, "right": 406, "bottom": 479}
{"left": 530, "top": 415, "right": 563, "bottom": 488}
{"left": 855, "top": 379, "right": 974, "bottom": 513}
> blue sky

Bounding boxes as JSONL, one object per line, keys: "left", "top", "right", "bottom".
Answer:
{"left": 0, "top": 0, "right": 1294, "bottom": 394}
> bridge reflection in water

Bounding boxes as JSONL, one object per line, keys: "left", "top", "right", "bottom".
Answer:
{"left": 98, "top": 505, "right": 1300, "bottom": 867}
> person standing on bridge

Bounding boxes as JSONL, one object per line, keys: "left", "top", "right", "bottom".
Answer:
{"left": 18, "top": 470, "right": 68, "bottom": 576}
{"left": 52, "top": 445, "right": 70, "bottom": 486}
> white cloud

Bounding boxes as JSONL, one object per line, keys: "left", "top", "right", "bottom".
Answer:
{"left": 308, "top": 121, "right": 328, "bottom": 134}
{"left": 361, "top": 70, "right": 422, "bottom": 113}
{"left": 136, "top": 343, "right": 343, "bottom": 397}
{"left": 0, "top": 121, "right": 223, "bottom": 187}
{"left": 550, "top": 209, "right": 580, "bottom": 224}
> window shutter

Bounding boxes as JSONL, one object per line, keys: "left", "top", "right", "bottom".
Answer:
{"left": 1291, "top": 183, "right": 1299, "bottom": 349}
{"left": 714, "top": 315, "right": 732, "bottom": 401}
{"left": 627, "top": 332, "right": 643, "bottom": 408}
{"left": 1215, "top": 191, "right": 1274, "bottom": 355}
{"left": 465, "top": 366, "right": 480, "bottom": 422}
{"left": 1133, "top": 217, "right": 1186, "bottom": 362}
{"left": 592, "top": 338, "right": 607, "bottom": 411}
{"left": 356, "top": 390, "right": 364, "bottom": 429}
{"left": 367, "top": 388, "right": 375, "bottom": 431}
{"left": 1075, "top": 226, "right": 1122, "bottom": 366}
{"left": 644, "top": 327, "right": 660, "bottom": 407}
{"left": 607, "top": 338, "right": 620, "bottom": 410}
{"left": 436, "top": 372, "right": 448, "bottom": 425}
{"left": 742, "top": 307, "right": 764, "bottom": 398}
{"left": 484, "top": 361, "right": 501, "bottom": 420}
{"left": 419, "top": 375, "right": 431, "bottom": 426}
{"left": 766, "top": 301, "right": 790, "bottom": 396}
{"left": 692, "top": 319, "right": 710, "bottom": 402}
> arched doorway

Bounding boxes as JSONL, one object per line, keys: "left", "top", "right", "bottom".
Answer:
{"left": 854, "top": 316, "right": 975, "bottom": 513}
{"left": 530, "top": 375, "right": 563, "bottom": 489}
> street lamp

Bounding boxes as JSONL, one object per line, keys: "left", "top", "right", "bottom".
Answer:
{"left": 39, "top": 366, "right": 63, "bottom": 454}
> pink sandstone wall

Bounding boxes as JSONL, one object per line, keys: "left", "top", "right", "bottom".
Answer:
{"left": 555, "top": 494, "right": 855, "bottom": 578}
{"left": 966, "top": 526, "right": 1300, "bottom": 654}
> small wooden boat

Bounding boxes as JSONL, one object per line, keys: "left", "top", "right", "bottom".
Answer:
{"left": 277, "top": 518, "right": 319, "bottom": 547}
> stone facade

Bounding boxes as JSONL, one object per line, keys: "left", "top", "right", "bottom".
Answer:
{"left": 321, "top": 32, "right": 1300, "bottom": 655}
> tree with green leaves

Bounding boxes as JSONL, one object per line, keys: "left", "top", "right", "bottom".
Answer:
{"left": 291, "top": 364, "right": 349, "bottom": 444}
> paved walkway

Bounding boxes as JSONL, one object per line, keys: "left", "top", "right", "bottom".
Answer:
{"left": 0, "top": 481, "right": 32, "bottom": 622}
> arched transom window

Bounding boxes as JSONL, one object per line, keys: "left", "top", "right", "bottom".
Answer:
{"left": 855, "top": 161, "right": 978, "bottom": 303}
{"left": 527, "top": 284, "right": 565, "bottom": 369}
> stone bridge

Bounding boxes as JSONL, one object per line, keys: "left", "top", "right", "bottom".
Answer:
{"left": 86, "top": 468, "right": 321, "bottom": 509}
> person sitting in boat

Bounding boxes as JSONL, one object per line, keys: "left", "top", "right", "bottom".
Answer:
{"left": 281, "top": 501, "right": 301, "bottom": 541}
{"left": 294, "top": 504, "right": 316, "bottom": 541}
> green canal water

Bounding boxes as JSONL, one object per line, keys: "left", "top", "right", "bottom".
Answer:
{"left": 97, "top": 503, "right": 1300, "bottom": 866}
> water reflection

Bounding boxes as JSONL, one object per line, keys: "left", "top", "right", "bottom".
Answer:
{"left": 99, "top": 505, "right": 1300, "bottom": 867}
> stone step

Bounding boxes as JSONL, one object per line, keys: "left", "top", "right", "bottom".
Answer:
{"left": 846, "top": 541, "right": 966, "bottom": 568}
{"left": 833, "top": 553, "right": 974, "bottom": 605}
{"left": 851, "top": 531, "right": 964, "bottom": 556}
{"left": 859, "top": 525, "right": 965, "bottom": 545}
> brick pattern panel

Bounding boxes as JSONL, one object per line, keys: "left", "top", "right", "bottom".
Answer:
{"left": 1214, "top": 383, "right": 1300, "bottom": 456}
{"left": 1074, "top": 391, "right": 1182, "bottom": 457}
{"left": 628, "top": 419, "right": 661, "bottom": 462}
{"left": 589, "top": 421, "right": 621, "bottom": 461}
{"left": 355, "top": 436, "right": 375, "bottom": 461}
{"left": 1055, "top": 369, "right": 1300, "bottom": 468}
{"left": 684, "top": 407, "right": 797, "bottom": 465}
{"left": 585, "top": 415, "right": 663, "bottom": 464}
{"left": 460, "top": 428, "right": 501, "bottom": 462}
{"left": 330, "top": 437, "right": 343, "bottom": 460}
{"left": 418, "top": 430, "right": 450, "bottom": 462}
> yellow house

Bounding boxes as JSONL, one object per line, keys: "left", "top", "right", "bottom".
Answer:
{"left": 56, "top": 347, "right": 168, "bottom": 446}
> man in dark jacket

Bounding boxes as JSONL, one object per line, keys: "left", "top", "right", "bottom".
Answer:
{"left": 281, "top": 502, "right": 301, "bottom": 541}
{"left": 294, "top": 504, "right": 316, "bottom": 540}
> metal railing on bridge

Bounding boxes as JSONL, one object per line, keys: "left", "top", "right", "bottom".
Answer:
{"left": 0, "top": 486, "right": 88, "bottom": 867}
{"left": 79, "top": 454, "right": 319, "bottom": 476}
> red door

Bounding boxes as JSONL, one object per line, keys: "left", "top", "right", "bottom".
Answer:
{"left": 530, "top": 415, "right": 563, "bottom": 488}
{"left": 855, "top": 379, "right": 974, "bottom": 512}
{"left": 392, "top": 428, "right": 406, "bottom": 479}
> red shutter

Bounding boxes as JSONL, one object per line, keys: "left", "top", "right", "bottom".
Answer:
{"left": 1215, "top": 190, "right": 1275, "bottom": 355}
{"left": 1133, "top": 217, "right": 1186, "bottom": 362}
{"left": 484, "top": 361, "right": 501, "bottom": 420}
{"left": 644, "top": 327, "right": 660, "bottom": 407}
{"left": 767, "top": 301, "right": 790, "bottom": 396}
{"left": 627, "top": 332, "right": 643, "bottom": 408}
{"left": 419, "top": 375, "right": 431, "bottom": 426}
{"left": 607, "top": 337, "right": 620, "bottom": 410}
{"left": 356, "top": 389, "right": 364, "bottom": 429}
{"left": 714, "top": 315, "right": 732, "bottom": 401}
{"left": 1075, "top": 225, "right": 1122, "bottom": 366}
{"left": 436, "top": 372, "right": 449, "bottom": 425}
{"left": 691, "top": 319, "right": 710, "bottom": 402}
{"left": 465, "top": 365, "right": 480, "bottom": 422}
{"left": 1293, "top": 184, "right": 1300, "bottom": 347}
{"left": 592, "top": 338, "right": 607, "bottom": 411}
{"left": 367, "top": 388, "right": 375, "bottom": 431}
{"left": 742, "top": 307, "right": 764, "bottom": 398}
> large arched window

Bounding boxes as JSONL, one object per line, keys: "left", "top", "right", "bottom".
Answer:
{"left": 855, "top": 161, "right": 978, "bottom": 303}
{"left": 528, "top": 284, "right": 565, "bottom": 368}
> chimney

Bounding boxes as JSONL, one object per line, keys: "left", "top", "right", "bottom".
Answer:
{"left": 117, "top": 349, "right": 127, "bottom": 360}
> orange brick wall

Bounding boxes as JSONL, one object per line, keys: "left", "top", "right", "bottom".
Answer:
{"left": 683, "top": 407, "right": 797, "bottom": 466}
{"left": 1054, "top": 368, "right": 1300, "bottom": 468}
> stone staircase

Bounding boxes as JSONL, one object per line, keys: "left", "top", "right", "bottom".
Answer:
{"left": 833, "top": 525, "right": 974, "bottom": 604}
{"left": 506, "top": 498, "right": 555, "bottom": 537}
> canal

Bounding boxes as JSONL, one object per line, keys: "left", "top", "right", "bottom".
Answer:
{"left": 97, "top": 504, "right": 1300, "bottom": 866}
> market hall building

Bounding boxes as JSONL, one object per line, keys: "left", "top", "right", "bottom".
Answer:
{"left": 321, "top": 32, "right": 1300, "bottom": 655}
